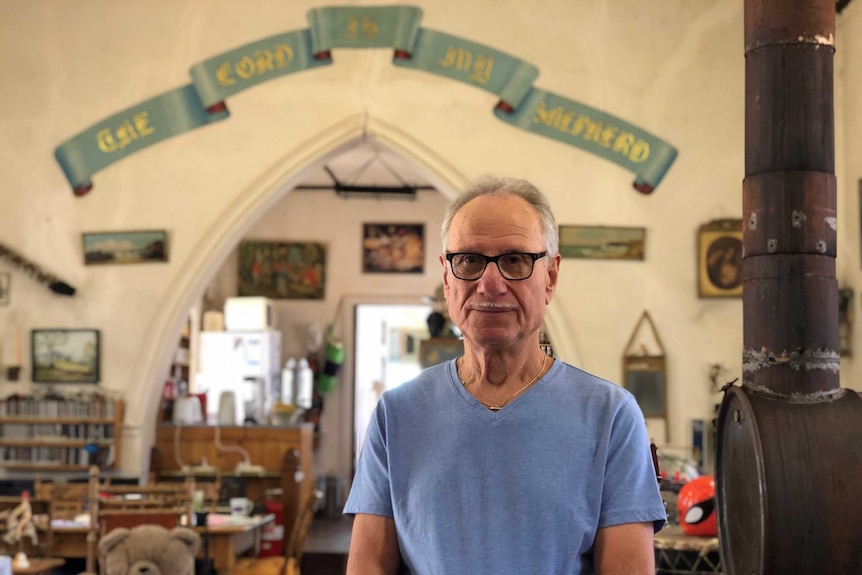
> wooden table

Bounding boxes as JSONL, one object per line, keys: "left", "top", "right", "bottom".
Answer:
{"left": 11, "top": 557, "right": 66, "bottom": 575}
{"left": 199, "top": 514, "right": 274, "bottom": 574}
{"left": 300, "top": 516, "right": 352, "bottom": 575}
{"left": 52, "top": 514, "right": 274, "bottom": 575}
{"left": 654, "top": 525, "right": 722, "bottom": 574}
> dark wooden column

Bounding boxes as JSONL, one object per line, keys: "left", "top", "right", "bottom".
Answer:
{"left": 716, "top": 0, "right": 862, "bottom": 573}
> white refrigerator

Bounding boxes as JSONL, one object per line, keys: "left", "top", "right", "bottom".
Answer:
{"left": 196, "top": 330, "right": 282, "bottom": 424}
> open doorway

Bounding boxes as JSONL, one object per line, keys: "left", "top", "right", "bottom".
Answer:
{"left": 352, "top": 303, "right": 433, "bottom": 470}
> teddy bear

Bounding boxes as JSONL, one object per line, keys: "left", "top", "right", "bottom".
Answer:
{"left": 98, "top": 524, "right": 201, "bottom": 575}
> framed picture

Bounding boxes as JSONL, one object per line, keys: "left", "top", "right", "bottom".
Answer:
{"left": 697, "top": 219, "right": 743, "bottom": 298}
{"left": 362, "top": 223, "right": 424, "bottom": 273}
{"left": 0, "top": 272, "right": 9, "bottom": 306}
{"left": 419, "top": 337, "right": 464, "bottom": 368}
{"left": 559, "top": 225, "right": 646, "bottom": 260}
{"left": 32, "top": 329, "right": 100, "bottom": 384}
{"left": 238, "top": 241, "right": 326, "bottom": 300}
{"left": 82, "top": 230, "right": 168, "bottom": 265}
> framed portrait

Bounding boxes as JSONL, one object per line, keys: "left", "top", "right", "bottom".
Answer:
{"left": 0, "top": 272, "right": 9, "bottom": 306}
{"left": 362, "top": 223, "right": 424, "bottom": 273}
{"left": 82, "top": 230, "right": 168, "bottom": 265}
{"left": 32, "top": 329, "right": 100, "bottom": 384}
{"left": 559, "top": 225, "right": 646, "bottom": 260}
{"left": 238, "top": 241, "right": 326, "bottom": 300}
{"left": 697, "top": 219, "right": 743, "bottom": 298}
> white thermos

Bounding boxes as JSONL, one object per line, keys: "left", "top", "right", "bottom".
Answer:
{"left": 281, "top": 358, "right": 296, "bottom": 404}
{"left": 296, "top": 358, "right": 314, "bottom": 409}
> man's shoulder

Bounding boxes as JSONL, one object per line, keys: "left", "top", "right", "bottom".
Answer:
{"left": 552, "top": 360, "right": 634, "bottom": 402}
{"left": 382, "top": 361, "right": 453, "bottom": 402}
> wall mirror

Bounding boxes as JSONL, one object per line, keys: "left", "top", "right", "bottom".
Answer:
{"left": 622, "top": 310, "right": 667, "bottom": 442}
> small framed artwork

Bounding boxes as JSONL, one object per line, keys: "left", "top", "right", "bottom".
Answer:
{"left": 82, "top": 230, "right": 168, "bottom": 265}
{"left": 419, "top": 337, "right": 464, "bottom": 368}
{"left": 32, "top": 329, "right": 100, "bottom": 384}
{"left": 0, "top": 273, "right": 9, "bottom": 306}
{"left": 238, "top": 241, "right": 326, "bottom": 300}
{"left": 362, "top": 223, "right": 424, "bottom": 273}
{"left": 559, "top": 225, "right": 646, "bottom": 260}
{"left": 697, "top": 219, "right": 743, "bottom": 298}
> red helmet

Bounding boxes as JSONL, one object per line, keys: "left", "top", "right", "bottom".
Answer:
{"left": 676, "top": 475, "right": 717, "bottom": 536}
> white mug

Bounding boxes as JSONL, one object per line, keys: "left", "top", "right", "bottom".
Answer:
{"left": 229, "top": 497, "right": 254, "bottom": 517}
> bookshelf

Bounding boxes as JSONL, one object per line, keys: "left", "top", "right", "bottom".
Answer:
{"left": 0, "top": 396, "right": 124, "bottom": 471}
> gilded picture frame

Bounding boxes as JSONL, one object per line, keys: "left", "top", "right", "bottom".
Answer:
{"left": 697, "top": 219, "right": 743, "bottom": 298}
{"left": 32, "top": 328, "right": 100, "bottom": 384}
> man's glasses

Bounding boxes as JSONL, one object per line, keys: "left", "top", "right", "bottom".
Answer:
{"left": 445, "top": 252, "right": 548, "bottom": 281}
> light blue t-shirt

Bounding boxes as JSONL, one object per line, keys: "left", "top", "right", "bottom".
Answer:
{"left": 344, "top": 359, "right": 666, "bottom": 575}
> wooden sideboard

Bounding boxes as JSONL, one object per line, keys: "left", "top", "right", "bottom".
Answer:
{"left": 152, "top": 424, "right": 313, "bottom": 505}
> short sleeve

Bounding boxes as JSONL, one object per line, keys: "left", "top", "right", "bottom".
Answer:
{"left": 343, "top": 401, "right": 395, "bottom": 518}
{"left": 599, "top": 395, "right": 667, "bottom": 532}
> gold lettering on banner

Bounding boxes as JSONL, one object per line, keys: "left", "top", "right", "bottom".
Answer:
{"left": 469, "top": 55, "right": 493, "bottom": 84}
{"left": 273, "top": 44, "right": 294, "bottom": 67}
{"left": 531, "top": 100, "right": 651, "bottom": 163}
{"left": 253, "top": 50, "right": 275, "bottom": 74}
{"left": 236, "top": 56, "right": 256, "bottom": 80}
{"left": 347, "top": 15, "right": 380, "bottom": 40}
{"left": 216, "top": 62, "right": 235, "bottom": 87}
{"left": 215, "top": 44, "right": 296, "bottom": 87}
{"left": 96, "top": 112, "right": 155, "bottom": 154}
{"left": 440, "top": 46, "right": 494, "bottom": 86}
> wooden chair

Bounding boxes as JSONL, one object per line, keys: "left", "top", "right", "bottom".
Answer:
{"left": 229, "top": 488, "right": 323, "bottom": 575}
{"left": 0, "top": 494, "right": 55, "bottom": 560}
{"left": 98, "top": 479, "right": 195, "bottom": 513}
{"left": 81, "top": 470, "right": 197, "bottom": 574}
{"left": 35, "top": 471, "right": 107, "bottom": 522}
{"left": 99, "top": 509, "right": 187, "bottom": 534}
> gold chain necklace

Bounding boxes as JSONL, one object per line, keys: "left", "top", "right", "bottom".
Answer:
{"left": 459, "top": 354, "right": 548, "bottom": 411}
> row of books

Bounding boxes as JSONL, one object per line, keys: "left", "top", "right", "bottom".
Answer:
{"left": 0, "top": 398, "right": 118, "bottom": 418}
{"left": 0, "top": 446, "right": 112, "bottom": 466}
{"left": 0, "top": 423, "right": 114, "bottom": 440}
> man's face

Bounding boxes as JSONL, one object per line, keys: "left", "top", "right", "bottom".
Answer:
{"left": 440, "top": 194, "right": 560, "bottom": 350}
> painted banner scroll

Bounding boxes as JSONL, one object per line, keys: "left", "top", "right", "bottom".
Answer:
{"left": 54, "top": 5, "right": 678, "bottom": 196}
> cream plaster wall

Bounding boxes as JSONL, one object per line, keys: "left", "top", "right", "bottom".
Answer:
{"left": 0, "top": 0, "right": 859, "bottom": 480}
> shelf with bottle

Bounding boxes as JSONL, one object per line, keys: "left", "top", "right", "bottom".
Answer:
{"left": 0, "top": 394, "right": 124, "bottom": 470}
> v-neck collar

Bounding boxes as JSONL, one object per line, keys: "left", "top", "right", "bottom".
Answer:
{"left": 447, "top": 358, "right": 556, "bottom": 420}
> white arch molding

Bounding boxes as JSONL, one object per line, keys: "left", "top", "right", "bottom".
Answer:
{"left": 127, "top": 113, "right": 582, "bottom": 477}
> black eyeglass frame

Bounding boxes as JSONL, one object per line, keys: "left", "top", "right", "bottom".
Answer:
{"left": 444, "top": 251, "right": 548, "bottom": 281}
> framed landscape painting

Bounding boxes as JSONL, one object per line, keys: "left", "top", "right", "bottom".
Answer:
{"left": 32, "top": 329, "right": 100, "bottom": 383}
{"left": 83, "top": 230, "right": 168, "bottom": 265}
{"left": 559, "top": 225, "right": 646, "bottom": 260}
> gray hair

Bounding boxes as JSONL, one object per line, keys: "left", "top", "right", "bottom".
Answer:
{"left": 441, "top": 177, "right": 559, "bottom": 255}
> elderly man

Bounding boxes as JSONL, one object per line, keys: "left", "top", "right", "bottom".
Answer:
{"left": 345, "top": 177, "right": 665, "bottom": 574}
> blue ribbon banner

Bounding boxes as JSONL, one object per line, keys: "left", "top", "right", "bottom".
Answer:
{"left": 55, "top": 4, "right": 678, "bottom": 195}
{"left": 494, "top": 89, "right": 678, "bottom": 193}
